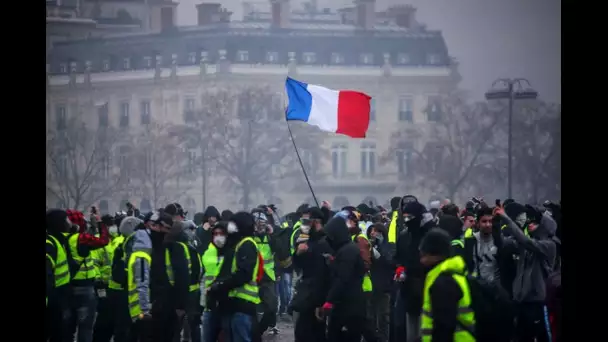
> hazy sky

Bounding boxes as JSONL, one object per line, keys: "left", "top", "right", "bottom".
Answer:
{"left": 177, "top": 0, "right": 561, "bottom": 103}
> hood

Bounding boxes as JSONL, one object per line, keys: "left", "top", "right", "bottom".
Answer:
{"left": 46, "top": 209, "right": 69, "bottom": 236}
{"left": 231, "top": 211, "right": 255, "bottom": 237}
{"left": 220, "top": 210, "right": 234, "bottom": 221}
{"left": 192, "top": 212, "right": 205, "bottom": 226}
{"left": 203, "top": 206, "right": 221, "bottom": 222}
{"left": 132, "top": 229, "right": 152, "bottom": 254}
{"left": 324, "top": 216, "right": 351, "bottom": 250}
{"left": 119, "top": 216, "right": 143, "bottom": 237}
{"left": 531, "top": 212, "right": 557, "bottom": 240}
{"left": 438, "top": 214, "right": 463, "bottom": 240}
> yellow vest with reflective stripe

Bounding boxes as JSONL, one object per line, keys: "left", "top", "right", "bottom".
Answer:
{"left": 351, "top": 234, "right": 373, "bottom": 293}
{"left": 48, "top": 235, "right": 70, "bottom": 287}
{"left": 289, "top": 221, "right": 302, "bottom": 255}
{"left": 452, "top": 239, "right": 465, "bottom": 249}
{"left": 46, "top": 243, "right": 55, "bottom": 307}
{"left": 464, "top": 227, "right": 474, "bottom": 238}
{"left": 501, "top": 224, "right": 530, "bottom": 237}
{"left": 201, "top": 243, "right": 224, "bottom": 288}
{"left": 165, "top": 242, "right": 201, "bottom": 292}
{"left": 388, "top": 211, "right": 398, "bottom": 243}
{"left": 421, "top": 256, "right": 475, "bottom": 342}
{"left": 127, "top": 251, "right": 151, "bottom": 320}
{"left": 254, "top": 235, "right": 275, "bottom": 281}
{"left": 108, "top": 234, "right": 135, "bottom": 290}
{"left": 68, "top": 234, "right": 97, "bottom": 280}
{"left": 228, "top": 237, "right": 261, "bottom": 304}
{"left": 93, "top": 235, "right": 125, "bottom": 284}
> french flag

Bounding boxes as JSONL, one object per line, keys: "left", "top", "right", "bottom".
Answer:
{"left": 285, "top": 77, "right": 372, "bottom": 138}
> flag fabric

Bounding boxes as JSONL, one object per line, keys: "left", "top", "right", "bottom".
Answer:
{"left": 284, "top": 77, "right": 371, "bottom": 138}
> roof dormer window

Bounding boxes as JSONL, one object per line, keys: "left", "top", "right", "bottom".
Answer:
{"left": 188, "top": 52, "right": 196, "bottom": 65}
{"left": 102, "top": 59, "right": 110, "bottom": 71}
{"left": 144, "top": 56, "right": 152, "bottom": 68}
{"left": 266, "top": 51, "right": 279, "bottom": 63}
{"left": 397, "top": 53, "right": 411, "bottom": 65}
{"left": 427, "top": 53, "right": 441, "bottom": 65}
{"left": 123, "top": 57, "right": 131, "bottom": 70}
{"left": 302, "top": 52, "right": 316, "bottom": 64}
{"left": 237, "top": 50, "right": 249, "bottom": 62}
{"left": 360, "top": 53, "right": 374, "bottom": 65}
{"left": 331, "top": 53, "right": 345, "bottom": 64}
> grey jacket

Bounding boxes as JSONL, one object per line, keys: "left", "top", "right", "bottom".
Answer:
{"left": 130, "top": 229, "right": 152, "bottom": 314}
{"left": 501, "top": 212, "right": 557, "bottom": 303}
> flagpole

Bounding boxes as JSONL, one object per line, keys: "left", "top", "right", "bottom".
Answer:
{"left": 285, "top": 115, "right": 320, "bottom": 208}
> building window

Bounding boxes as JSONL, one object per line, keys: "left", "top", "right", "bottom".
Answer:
{"left": 56, "top": 105, "right": 67, "bottom": 130}
{"left": 360, "top": 142, "right": 376, "bottom": 178}
{"left": 397, "top": 53, "right": 410, "bottom": 65}
{"left": 143, "top": 56, "right": 152, "bottom": 68}
{"left": 98, "top": 103, "right": 109, "bottom": 128}
{"left": 427, "top": 53, "right": 441, "bottom": 65}
{"left": 184, "top": 98, "right": 195, "bottom": 123}
{"left": 331, "top": 143, "right": 348, "bottom": 178}
{"left": 117, "top": 145, "right": 130, "bottom": 177}
{"left": 398, "top": 96, "right": 413, "bottom": 122}
{"left": 103, "top": 59, "right": 110, "bottom": 71}
{"left": 101, "top": 155, "right": 111, "bottom": 179}
{"left": 187, "top": 149, "right": 197, "bottom": 174}
{"left": 119, "top": 102, "right": 130, "bottom": 128}
{"left": 300, "top": 150, "right": 317, "bottom": 175}
{"left": 360, "top": 53, "right": 374, "bottom": 65}
{"left": 331, "top": 52, "right": 344, "bottom": 64}
{"left": 59, "top": 63, "right": 67, "bottom": 74}
{"left": 426, "top": 97, "right": 442, "bottom": 122}
{"left": 369, "top": 98, "right": 376, "bottom": 121}
{"left": 123, "top": 57, "right": 131, "bottom": 70}
{"left": 426, "top": 142, "right": 444, "bottom": 172}
{"left": 396, "top": 142, "right": 414, "bottom": 177}
{"left": 302, "top": 52, "right": 316, "bottom": 64}
{"left": 266, "top": 51, "right": 279, "bottom": 63}
{"left": 188, "top": 52, "right": 197, "bottom": 65}
{"left": 237, "top": 50, "right": 249, "bottom": 62}
{"left": 140, "top": 100, "right": 151, "bottom": 125}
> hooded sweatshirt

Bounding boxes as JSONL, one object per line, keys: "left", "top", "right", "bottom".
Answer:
{"left": 130, "top": 228, "right": 152, "bottom": 314}
{"left": 500, "top": 212, "right": 557, "bottom": 303}
{"left": 196, "top": 206, "right": 221, "bottom": 254}
{"left": 325, "top": 216, "right": 366, "bottom": 317}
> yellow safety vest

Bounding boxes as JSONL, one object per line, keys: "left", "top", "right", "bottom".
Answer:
{"left": 47, "top": 235, "right": 70, "bottom": 287}
{"left": 452, "top": 239, "right": 465, "bottom": 249}
{"left": 201, "top": 243, "right": 224, "bottom": 288}
{"left": 68, "top": 234, "right": 97, "bottom": 280}
{"left": 166, "top": 242, "right": 201, "bottom": 292}
{"left": 421, "top": 256, "right": 476, "bottom": 342}
{"left": 289, "top": 221, "right": 302, "bottom": 255}
{"left": 46, "top": 240, "right": 55, "bottom": 307}
{"left": 91, "top": 234, "right": 123, "bottom": 283}
{"left": 228, "top": 237, "right": 261, "bottom": 304}
{"left": 388, "top": 211, "right": 398, "bottom": 243}
{"left": 254, "top": 235, "right": 275, "bottom": 281}
{"left": 351, "top": 234, "right": 373, "bottom": 293}
{"left": 281, "top": 221, "right": 289, "bottom": 229}
{"left": 127, "top": 251, "right": 152, "bottom": 320}
{"left": 108, "top": 234, "right": 135, "bottom": 290}
{"left": 501, "top": 224, "right": 530, "bottom": 237}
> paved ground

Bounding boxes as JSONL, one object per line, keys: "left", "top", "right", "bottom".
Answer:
{"left": 262, "top": 316, "right": 295, "bottom": 342}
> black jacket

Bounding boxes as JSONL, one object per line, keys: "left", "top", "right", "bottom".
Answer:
{"left": 292, "top": 230, "right": 333, "bottom": 310}
{"left": 370, "top": 236, "right": 396, "bottom": 294}
{"left": 429, "top": 273, "right": 463, "bottom": 342}
{"left": 149, "top": 229, "right": 190, "bottom": 311}
{"left": 324, "top": 217, "right": 366, "bottom": 317}
{"left": 216, "top": 236, "right": 258, "bottom": 315}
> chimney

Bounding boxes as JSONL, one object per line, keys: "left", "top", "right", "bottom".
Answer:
{"left": 391, "top": 5, "right": 416, "bottom": 28}
{"left": 270, "top": 0, "right": 290, "bottom": 28}
{"left": 196, "top": 2, "right": 232, "bottom": 26}
{"left": 355, "top": 0, "right": 375, "bottom": 30}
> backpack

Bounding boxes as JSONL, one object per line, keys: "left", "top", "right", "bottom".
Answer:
{"left": 464, "top": 275, "right": 515, "bottom": 342}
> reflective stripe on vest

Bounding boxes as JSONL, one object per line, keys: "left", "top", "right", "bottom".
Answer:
{"left": 255, "top": 235, "right": 275, "bottom": 281}
{"left": 289, "top": 221, "right": 302, "bottom": 255}
{"left": 464, "top": 227, "right": 473, "bottom": 239}
{"left": 421, "top": 256, "right": 475, "bottom": 342}
{"left": 48, "top": 235, "right": 70, "bottom": 287}
{"left": 201, "top": 243, "right": 224, "bottom": 288}
{"left": 228, "top": 237, "right": 261, "bottom": 304}
{"left": 451, "top": 239, "right": 465, "bottom": 249}
{"left": 127, "top": 251, "right": 152, "bottom": 320}
{"left": 68, "top": 234, "right": 97, "bottom": 280}
{"left": 93, "top": 234, "right": 123, "bottom": 284}
{"left": 108, "top": 234, "right": 135, "bottom": 290}
{"left": 501, "top": 224, "right": 530, "bottom": 237}
{"left": 388, "top": 211, "right": 398, "bottom": 243}
{"left": 351, "top": 234, "right": 373, "bottom": 293}
{"left": 166, "top": 242, "right": 200, "bottom": 292}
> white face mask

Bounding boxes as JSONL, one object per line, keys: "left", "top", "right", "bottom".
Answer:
{"left": 227, "top": 222, "right": 238, "bottom": 234}
{"left": 213, "top": 235, "right": 227, "bottom": 248}
{"left": 300, "top": 225, "right": 311, "bottom": 234}
{"left": 515, "top": 213, "right": 527, "bottom": 227}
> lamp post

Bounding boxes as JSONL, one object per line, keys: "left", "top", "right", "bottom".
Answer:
{"left": 485, "top": 78, "right": 538, "bottom": 199}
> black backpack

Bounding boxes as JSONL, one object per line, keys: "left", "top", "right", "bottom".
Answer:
{"left": 464, "top": 275, "right": 515, "bottom": 342}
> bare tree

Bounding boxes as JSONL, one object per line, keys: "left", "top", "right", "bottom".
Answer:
{"left": 130, "top": 123, "right": 189, "bottom": 209}
{"left": 384, "top": 93, "right": 504, "bottom": 202}
{"left": 47, "top": 117, "right": 126, "bottom": 209}
{"left": 173, "top": 89, "right": 233, "bottom": 209}
{"left": 215, "top": 86, "right": 322, "bottom": 210}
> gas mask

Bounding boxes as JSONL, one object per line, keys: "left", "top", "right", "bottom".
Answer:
{"left": 515, "top": 213, "right": 527, "bottom": 228}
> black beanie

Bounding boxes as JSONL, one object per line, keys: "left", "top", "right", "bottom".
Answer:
{"left": 505, "top": 202, "right": 526, "bottom": 221}
{"left": 46, "top": 209, "right": 68, "bottom": 235}
{"left": 419, "top": 228, "right": 452, "bottom": 257}
{"left": 231, "top": 211, "right": 255, "bottom": 237}
{"left": 390, "top": 197, "right": 401, "bottom": 211}
{"left": 438, "top": 214, "right": 464, "bottom": 240}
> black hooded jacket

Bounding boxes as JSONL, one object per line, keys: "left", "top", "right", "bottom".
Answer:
{"left": 324, "top": 217, "right": 366, "bottom": 317}
{"left": 214, "top": 212, "right": 259, "bottom": 316}
{"left": 196, "top": 206, "right": 222, "bottom": 255}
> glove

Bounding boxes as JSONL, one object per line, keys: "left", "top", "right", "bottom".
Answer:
{"left": 394, "top": 266, "right": 406, "bottom": 281}
{"left": 322, "top": 302, "right": 333, "bottom": 313}
{"left": 372, "top": 247, "right": 381, "bottom": 260}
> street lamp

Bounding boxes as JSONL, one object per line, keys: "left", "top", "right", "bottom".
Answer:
{"left": 485, "top": 78, "right": 538, "bottom": 199}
